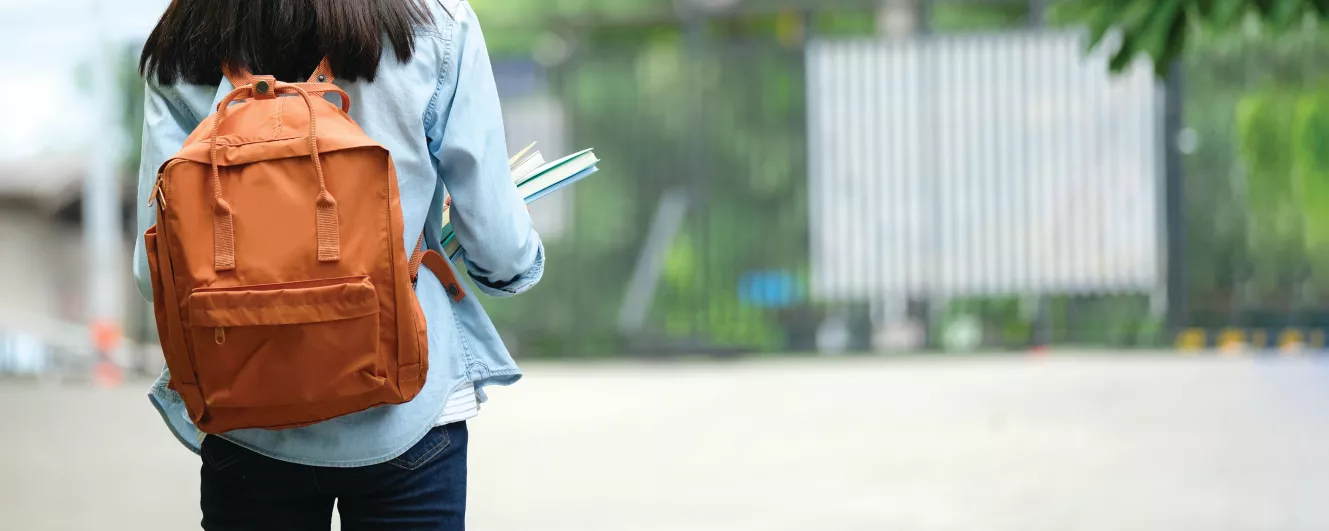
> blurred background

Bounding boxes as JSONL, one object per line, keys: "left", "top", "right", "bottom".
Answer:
{"left": 4, "top": 0, "right": 1329, "bottom": 529}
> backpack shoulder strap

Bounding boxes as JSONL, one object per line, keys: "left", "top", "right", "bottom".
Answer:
{"left": 307, "top": 58, "right": 335, "bottom": 84}
{"left": 409, "top": 236, "right": 466, "bottom": 302}
{"left": 222, "top": 64, "right": 254, "bottom": 89}
{"left": 222, "top": 57, "right": 335, "bottom": 88}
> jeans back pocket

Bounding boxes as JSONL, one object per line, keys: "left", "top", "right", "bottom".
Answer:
{"left": 387, "top": 424, "right": 458, "bottom": 471}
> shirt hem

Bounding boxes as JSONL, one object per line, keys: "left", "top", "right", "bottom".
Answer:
{"left": 148, "top": 368, "right": 524, "bottom": 467}
{"left": 217, "top": 378, "right": 481, "bottom": 468}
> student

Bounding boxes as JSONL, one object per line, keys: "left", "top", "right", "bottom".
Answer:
{"left": 133, "top": 1, "right": 542, "bottom": 529}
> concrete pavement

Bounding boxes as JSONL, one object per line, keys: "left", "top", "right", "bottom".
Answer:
{"left": 3, "top": 355, "right": 1329, "bottom": 530}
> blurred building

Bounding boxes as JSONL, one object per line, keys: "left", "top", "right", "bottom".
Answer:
{"left": 0, "top": 0, "right": 164, "bottom": 373}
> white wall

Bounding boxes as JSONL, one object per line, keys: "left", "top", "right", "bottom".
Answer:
{"left": 807, "top": 31, "right": 1163, "bottom": 300}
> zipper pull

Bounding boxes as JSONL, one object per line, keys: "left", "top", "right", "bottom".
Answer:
{"left": 214, "top": 327, "right": 226, "bottom": 345}
{"left": 148, "top": 180, "right": 167, "bottom": 209}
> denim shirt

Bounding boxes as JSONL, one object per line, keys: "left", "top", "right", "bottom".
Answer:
{"left": 132, "top": 0, "right": 541, "bottom": 467}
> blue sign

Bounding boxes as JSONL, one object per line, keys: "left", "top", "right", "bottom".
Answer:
{"left": 738, "top": 270, "right": 804, "bottom": 309}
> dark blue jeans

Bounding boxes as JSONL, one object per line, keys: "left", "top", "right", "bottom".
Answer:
{"left": 200, "top": 422, "right": 467, "bottom": 531}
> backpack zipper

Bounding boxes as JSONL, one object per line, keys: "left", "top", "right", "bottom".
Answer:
{"left": 148, "top": 179, "right": 166, "bottom": 209}
{"left": 148, "top": 160, "right": 186, "bottom": 209}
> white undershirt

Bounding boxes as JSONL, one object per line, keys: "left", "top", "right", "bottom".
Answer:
{"left": 435, "top": 383, "right": 480, "bottom": 426}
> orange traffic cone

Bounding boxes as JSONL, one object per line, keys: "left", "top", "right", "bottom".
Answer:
{"left": 91, "top": 321, "right": 123, "bottom": 388}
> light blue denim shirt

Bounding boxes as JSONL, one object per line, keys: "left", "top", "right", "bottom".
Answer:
{"left": 132, "top": 0, "right": 541, "bottom": 467}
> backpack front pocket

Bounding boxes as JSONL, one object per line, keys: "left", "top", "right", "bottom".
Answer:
{"left": 188, "top": 276, "right": 386, "bottom": 410}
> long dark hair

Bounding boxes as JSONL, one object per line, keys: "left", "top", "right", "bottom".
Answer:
{"left": 140, "top": 0, "right": 434, "bottom": 85}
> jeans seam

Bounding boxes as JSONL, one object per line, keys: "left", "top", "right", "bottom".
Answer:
{"left": 388, "top": 427, "right": 451, "bottom": 471}
{"left": 202, "top": 438, "right": 247, "bottom": 471}
{"left": 311, "top": 467, "right": 326, "bottom": 495}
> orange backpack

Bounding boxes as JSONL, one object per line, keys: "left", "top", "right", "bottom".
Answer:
{"left": 144, "top": 61, "right": 465, "bottom": 434}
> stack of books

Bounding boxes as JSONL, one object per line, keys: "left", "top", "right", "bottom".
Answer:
{"left": 441, "top": 143, "right": 600, "bottom": 260}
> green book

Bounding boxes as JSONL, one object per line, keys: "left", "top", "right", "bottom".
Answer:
{"left": 440, "top": 144, "right": 601, "bottom": 261}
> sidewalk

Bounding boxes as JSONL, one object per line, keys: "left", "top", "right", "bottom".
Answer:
{"left": 4, "top": 355, "right": 1329, "bottom": 530}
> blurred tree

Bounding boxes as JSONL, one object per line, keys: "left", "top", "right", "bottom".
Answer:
{"left": 478, "top": 27, "right": 813, "bottom": 354}
{"left": 1178, "top": 26, "right": 1329, "bottom": 326}
{"left": 480, "top": 0, "right": 1194, "bottom": 353}
{"left": 1055, "top": 0, "right": 1326, "bottom": 75}
{"left": 932, "top": 1, "right": 1030, "bottom": 30}
{"left": 119, "top": 43, "right": 147, "bottom": 181}
{"left": 1293, "top": 90, "right": 1329, "bottom": 282}
{"left": 1235, "top": 90, "right": 1303, "bottom": 293}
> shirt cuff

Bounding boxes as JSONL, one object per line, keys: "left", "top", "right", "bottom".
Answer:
{"left": 464, "top": 244, "right": 544, "bottom": 297}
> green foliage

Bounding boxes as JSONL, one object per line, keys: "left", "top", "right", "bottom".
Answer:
{"left": 932, "top": 1, "right": 1033, "bottom": 32}
{"left": 1183, "top": 26, "right": 1329, "bottom": 324}
{"left": 1292, "top": 89, "right": 1329, "bottom": 280}
{"left": 1054, "top": 0, "right": 1326, "bottom": 75}
{"left": 1229, "top": 87, "right": 1329, "bottom": 297}
{"left": 935, "top": 295, "right": 1163, "bottom": 349}
{"left": 119, "top": 44, "right": 147, "bottom": 179}
{"left": 1235, "top": 90, "right": 1304, "bottom": 292}
{"left": 486, "top": 0, "right": 1206, "bottom": 352}
{"left": 473, "top": 0, "right": 674, "bottom": 56}
{"left": 569, "top": 40, "right": 807, "bottom": 351}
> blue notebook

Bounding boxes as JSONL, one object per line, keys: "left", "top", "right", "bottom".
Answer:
{"left": 441, "top": 148, "right": 599, "bottom": 261}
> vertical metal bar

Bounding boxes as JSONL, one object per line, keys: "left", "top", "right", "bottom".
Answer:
{"left": 1054, "top": 33, "right": 1073, "bottom": 299}
{"left": 1062, "top": 34, "right": 1084, "bottom": 329}
{"left": 960, "top": 36, "right": 977, "bottom": 296}
{"left": 1028, "top": 0, "right": 1047, "bottom": 28}
{"left": 993, "top": 36, "right": 1012, "bottom": 296}
{"left": 835, "top": 43, "right": 851, "bottom": 302}
{"left": 867, "top": 39, "right": 886, "bottom": 344}
{"left": 1033, "top": 31, "right": 1054, "bottom": 347}
{"left": 898, "top": 17, "right": 923, "bottom": 344}
{"left": 850, "top": 41, "right": 867, "bottom": 306}
{"left": 919, "top": 33, "right": 940, "bottom": 347}
{"left": 858, "top": 40, "right": 872, "bottom": 306}
{"left": 999, "top": 36, "right": 1012, "bottom": 297}
{"left": 888, "top": 40, "right": 904, "bottom": 301}
{"left": 1091, "top": 33, "right": 1110, "bottom": 294}
{"left": 937, "top": 37, "right": 954, "bottom": 300}
{"left": 1163, "top": 59, "right": 1188, "bottom": 335}
{"left": 684, "top": 16, "right": 706, "bottom": 344}
{"left": 807, "top": 40, "right": 823, "bottom": 301}
{"left": 872, "top": 40, "right": 888, "bottom": 306}
{"left": 917, "top": 0, "right": 932, "bottom": 35}
{"left": 905, "top": 39, "right": 922, "bottom": 301}
{"left": 979, "top": 35, "right": 997, "bottom": 297}
{"left": 1016, "top": 32, "right": 1031, "bottom": 295}
{"left": 1029, "top": 0, "right": 1050, "bottom": 357}
{"left": 793, "top": 36, "right": 810, "bottom": 351}
{"left": 1133, "top": 57, "right": 1152, "bottom": 298}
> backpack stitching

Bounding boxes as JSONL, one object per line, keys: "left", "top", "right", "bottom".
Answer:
{"left": 274, "top": 96, "right": 285, "bottom": 138}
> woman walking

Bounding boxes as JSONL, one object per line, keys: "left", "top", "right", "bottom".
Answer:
{"left": 134, "top": 1, "right": 542, "bottom": 529}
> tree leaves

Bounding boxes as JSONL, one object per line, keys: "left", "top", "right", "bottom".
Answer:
{"left": 1058, "top": 0, "right": 1324, "bottom": 75}
{"left": 1235, "top": 90, "right": 1304, "bottom": 291}
{"left": 1292, "top": 91, "right": 1329, "bottom": 282}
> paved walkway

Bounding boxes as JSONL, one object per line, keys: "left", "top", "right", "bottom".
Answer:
{"left": 4, "top": 355, "right": 1329, "bottom": 530}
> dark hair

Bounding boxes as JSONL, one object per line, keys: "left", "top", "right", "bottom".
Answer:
{"left": 140, "top": 0, "right": 434, "bottom": 85}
